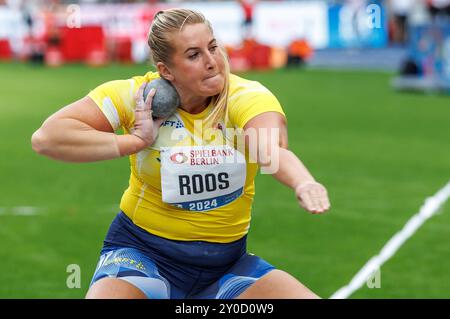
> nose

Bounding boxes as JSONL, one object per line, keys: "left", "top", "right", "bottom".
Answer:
{"left": 204, "top": 51, "right": 217, "bottom": 70}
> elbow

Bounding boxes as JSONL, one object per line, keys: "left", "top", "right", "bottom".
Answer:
{"left": 31, "top": 128, "right": 51, "bottom": 155}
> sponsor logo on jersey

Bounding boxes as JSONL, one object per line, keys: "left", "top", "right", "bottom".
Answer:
{"left": 170, "top": 152, "right": 188, "bottom": 164}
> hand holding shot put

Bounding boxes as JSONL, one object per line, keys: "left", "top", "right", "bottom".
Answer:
{"left": 131, "top": 83, "right": 167, "bottom": 148}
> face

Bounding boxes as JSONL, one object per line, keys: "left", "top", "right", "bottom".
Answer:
{"left": 160, "top": 23, "right": 225, "bottom": 98}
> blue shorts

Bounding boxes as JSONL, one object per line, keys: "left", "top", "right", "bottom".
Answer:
{"left": 90, "top": 212, "right": 275, "bottom": 299}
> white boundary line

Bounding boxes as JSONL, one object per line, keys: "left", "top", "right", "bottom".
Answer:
{"left": 0, "top": 205, "right": 120, "bottom": 216}
{"left": 330, "top": 180, "right": 450, "bottom": 299}
{"left": 0, "top": 206, "right": 42, "bottom": 216}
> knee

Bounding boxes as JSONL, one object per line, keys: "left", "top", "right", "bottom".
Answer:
{"left": 268, "top": 270, "right": 321, "bottom": 299}
{"left": 237, "top": 270, "right": 321, "bottom": 299}
{"left": 86, "top": 278, "right": 148, "bottom": 299}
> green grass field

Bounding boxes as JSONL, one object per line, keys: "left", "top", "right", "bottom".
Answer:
{"left": 0, "top": 62, "right": 449, "bottom": 298}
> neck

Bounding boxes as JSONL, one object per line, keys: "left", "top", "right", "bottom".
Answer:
{"left": 180, "top": 96, "right": 211, "bottom": 114}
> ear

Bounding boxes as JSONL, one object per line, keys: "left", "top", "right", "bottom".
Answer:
{"left": 156, "top": 62, "right": 175, "bottom": 81}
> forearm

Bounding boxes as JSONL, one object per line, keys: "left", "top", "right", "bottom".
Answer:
{"left": 31, "top": 118, "right": 146, "bottom": 163}
{"left": 270, "top": 147, "right": 316, "bottom": 190}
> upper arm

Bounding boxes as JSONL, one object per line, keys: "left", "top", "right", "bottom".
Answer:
{"left": 243, "top": 111, "right": 288, "bottom": 150}
{"left": 42, "top": 95, "right": 114, "bottom": 133}
{"left": 228, "top": 81, "right": 288, "bottom": 162}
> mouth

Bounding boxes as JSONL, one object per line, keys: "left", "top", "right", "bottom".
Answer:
{"left": 204, "top": 74, "right": 219, "bottom": 81}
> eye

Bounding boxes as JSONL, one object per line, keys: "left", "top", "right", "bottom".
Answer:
{"left": 209, "top": 45, "right": 218, "bottom": 53}
{"left": 188, "top": 52, "right": 199, "bottom": 60}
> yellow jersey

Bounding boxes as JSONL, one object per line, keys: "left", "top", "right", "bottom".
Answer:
{"left": 88, "top": 72, "right": 285, "bottom": 243}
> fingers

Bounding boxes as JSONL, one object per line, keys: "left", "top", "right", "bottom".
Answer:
{"left": 151, "top": 116, "right": 168, "bottom": 141}
{"left": 131, "top": 83, "right": 160, "bottom": 146}
{"left": 134, "top": 83, "right": 156, "bottom": 123}
{"left": 296, "top": 183, "right": 331, "bottom": 214}
{"left": 144, "top": 88, "right": 156, "bottom": 110}
{"left": 299, "top": 192, "right": 325, "bottom": 214}
{"left": 310, "top": 186, "right": 330, "bottom": 213}
{"left": 135, "top": 82, "right": 147, "bottom": 110}
{"left": 319, "top": 188, "right": 331, "bottom": 211}
{"left": 298, "top": 189, "right": 315, "bottom": 212}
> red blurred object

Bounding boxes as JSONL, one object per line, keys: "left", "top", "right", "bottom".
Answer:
{"left": 0, "top": 39, "right": 12, "bottom": 60}
{"left": 86, "top": 47, "right": 107, "bottom": 66}
{"left": 243, "top": 39, "right": 271, "bottom": 70}
{"left": 60, "top": 26, "right": 105, "bottom": 62}
{"left": 288, "top": 39, "right": 313, "bottom": 61}
{"left": 45, "top": 47, "right": 64, "bottom": 66}
{"left": 228, "top": 49, "right": 251, "bottom": 72}
{"left": 228, "top": 39, "right": 272, "bottom": 71}
{"left": 251, "top": 43, "right": 271, "bottom": 70}
{"left": 114, "top": 37, "right": 132, "bottom": 63}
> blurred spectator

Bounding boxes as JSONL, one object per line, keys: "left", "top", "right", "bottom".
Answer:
{"left": 408, "top": 0, "right": 431, "bottom": 26}
{"left": 286, "top": 38, "right": 313, "bottom": 67}
{"left": 237, "top": 0, "right": 258, "bottom": 41}
{"left": 389, "top": 0, "right": 415, "bottom": 45}
{"left": 427, "top": 0, "right": 450, "bottom": 21}
{"left": 399, "top": 56, "right": 421, "bottom": 76}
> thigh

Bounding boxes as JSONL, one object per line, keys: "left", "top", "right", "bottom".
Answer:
{"left": 87, "top": 247, "right": 171, "bottom": 299}
{"left": 237, "top": 269, "right": 320, "bottom": 299}
{"left": 191, "top": 253, "right": 275, "bottom": 299}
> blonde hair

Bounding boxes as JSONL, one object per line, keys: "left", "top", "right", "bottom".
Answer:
{"left": 148, "top": 8, "right": 230, "bottom": 129}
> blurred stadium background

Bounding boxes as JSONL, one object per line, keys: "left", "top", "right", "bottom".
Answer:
{"left": 0, "top": 0, "right": 449, "bottom": 298}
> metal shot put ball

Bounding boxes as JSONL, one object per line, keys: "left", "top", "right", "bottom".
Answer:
{"left": 143, "top": 78, "right": 180, "bottom": 118}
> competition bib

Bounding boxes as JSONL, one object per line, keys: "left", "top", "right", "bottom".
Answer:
{"left": 160, "top": 144, "right": 246, "bottom": 212}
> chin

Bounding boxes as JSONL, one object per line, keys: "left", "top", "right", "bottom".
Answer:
{"left": 201, "top": 79, "right": 225, "bottom": 96}
{"left": 207, "top": 86, "right": 223, "bottom": 96}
